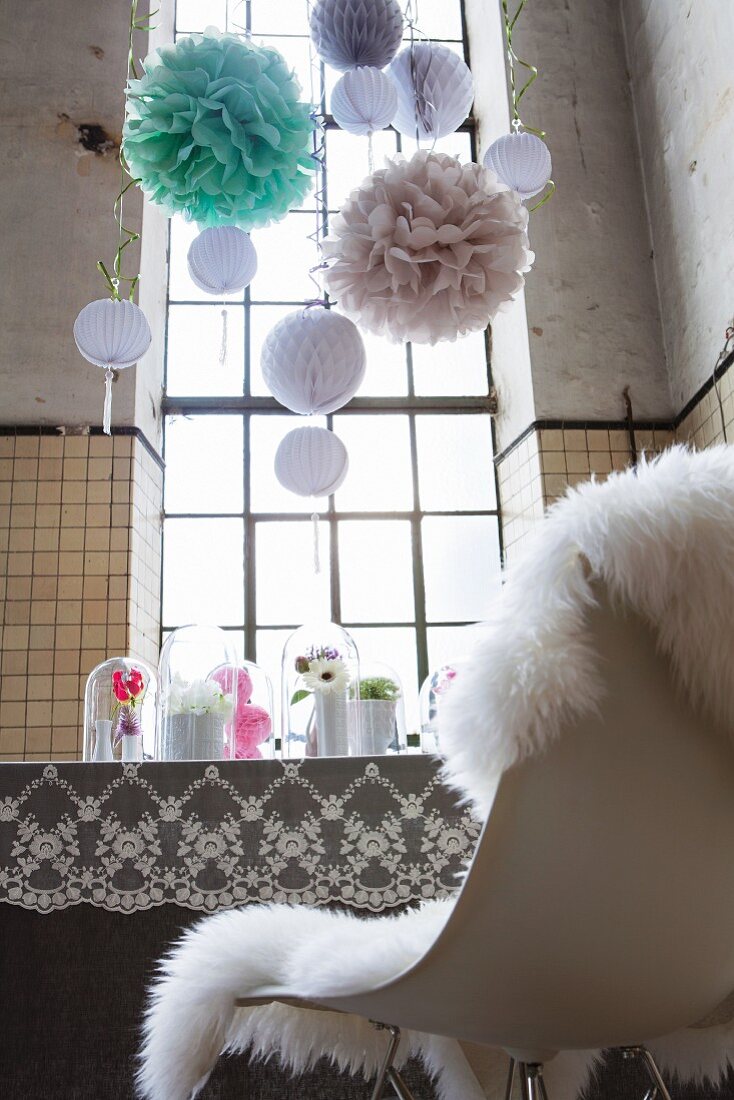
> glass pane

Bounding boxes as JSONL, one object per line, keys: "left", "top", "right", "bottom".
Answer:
{"left": 165, "top": 416, "right": 243, "bottom": 514}
{"left": 167, "top": 305, "right": 244, "bottom": 397}
{"left": 250, "top": 4, "right": 310, "bottom": 36}
{"left": 412, "top": 331, "right": 489, "bottom": 397}
{"left": 406, "top": 0, "right": 464, "bottom": 39}
{"left": 176, "top": 0, "right": 226, "bottom": 32}
{"left": 400, "top": 126, "right": 473, "bottom": 164}
{"left": 250, "top": 414, "right": 327, "bottom": 514}
{"left": 256, "top": 520, "right": 331, "bottom": 624}
{"left": 169, "top": 216, "right": 245, "bottom": 304}
{"left": 325, "top": 129, "right": 399, "bottom": 211}
{"left": 339, "top": 520, "right": 415, "bottom": 622}
{"left": 163, "top": 518, "right": 244, "bottom": 626}
{"left": 345, "top": 626, "right": 420, "bottom": 737}
{"left": 358, "top": 329, "right": 409, "bottom": 397}
{"left": 249, "top": 305, "right": 297, "bottom": 396}
{"left": 249, "top": 213, "right": 320, "bottom": 303}
{"left": 333, "top": 415, "right": 413, "bottom": 512}
{"left": 416, "top": 415, "right": 496, "bottom": 511}
{"left": 427, "top": 624, "right": 487, "bottom": 669}
{"left": 422, "top": 516, "right": 501, "bottom": 621}
{"left": 257, "top": 35, "right": 312, "bottom": 95}
{"left": 257, "top": 627, "right": 293, "bottom": 744}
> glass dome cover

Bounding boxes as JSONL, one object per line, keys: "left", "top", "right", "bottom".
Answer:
{"left": 209, "top": 660, "right": 276, "bottom": 760}
{"left": 281, "top": 622, "right": 360, "bottom": 758}
{"left": 84, "top": 657, "right": 157, "bottom": 762}
{"left": 157, "top": 625, "right": 239, "bottom": 760}
{"left": 419, "top": 663, "right": 459, "bottom": 752}
{"left": 353, "top": 661, "right": 407, "bottom": 755}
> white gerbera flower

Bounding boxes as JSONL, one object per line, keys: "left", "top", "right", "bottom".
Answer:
{"left": 302, "top": 657, "right": 350, "bottom": 695}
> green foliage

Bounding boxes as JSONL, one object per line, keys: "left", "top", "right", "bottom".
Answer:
{"left": 359, "top": 677, "right": 400, "bottom": 702}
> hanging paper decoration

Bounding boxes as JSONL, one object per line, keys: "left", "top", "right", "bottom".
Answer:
{"left": 275, "top": 427, "right": 349, "bottom": 497}
{"left": 330, "top": 66, "right": 398, "bottom": 136}
{"left": 261, "top": 307, "right": 366, "bottom": 415}
{"left": 73, "top": 299, "right": 152, "bottom": 434}
{"left": 123, "top": 28, "right": 316, "bottom": 230}
{"left": 322, "top": 150, "right": 532, "bottom": 346}
{"left": 483, "top": 132, "right": 552, "bottom": 200}
{"left": 310, "top": 0, "right": 404, "bottom": 72}
{"left": 389, "top": 43, "right": 474, "bottom": 142}
{"left": 187, "top": 227, "right": 258, "bottom": 294}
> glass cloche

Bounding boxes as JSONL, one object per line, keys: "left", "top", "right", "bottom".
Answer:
{"left": 157, "top": 626, "right": 239, "bottom": 761}
{"left": 209, "top": 660, "right": 276, "bottom": 760}
{"left": 352, "top": 661, "right": 407, "bottom": 755}
{"left": 84, "top": 658, "right": 157, "bottom": 762}
{"left": 282, "top": 622, "right": 360, "bottom": 758}
{"left": 419, "top": 664, "right": 459, "bottom": 753}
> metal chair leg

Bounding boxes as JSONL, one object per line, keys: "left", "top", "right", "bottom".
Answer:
{"left": 505, "top": 1057, "right": 517, "bottom": 1100}
{"left": 523, "top": 1063, "right": 548, "bottom": 1100}
{"left": 519, "top": 1062, "right": 531, "bottom": 1100}
{"left": 370, "top": 1023, "right": 402, "bottom": 1100}
{"left": 388, "top": 1064, "right": 419, "bottom": 1100}
{"left": 640, "top": 1048, "right": 673, "bottom": 1100}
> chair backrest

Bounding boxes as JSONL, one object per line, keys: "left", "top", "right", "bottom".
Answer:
{"left": 327, "top": 585, "right": 734, "bottom": 1052}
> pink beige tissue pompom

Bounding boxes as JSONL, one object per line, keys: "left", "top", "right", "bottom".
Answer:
{"left": 322, "top": 150, "right": 533, "bottom": 345}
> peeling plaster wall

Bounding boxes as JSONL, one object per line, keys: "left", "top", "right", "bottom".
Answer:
{"left": 621, "top": 0, "right": 734, "bottom": 410}
{"left": 0, "top": 0, "right": 166, "bottom": 438}
{"left": 467, "top": 0, "right": 672, "bottom": 442}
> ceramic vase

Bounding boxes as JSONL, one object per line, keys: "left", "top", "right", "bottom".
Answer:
{"left": 161, "top": 713, "right": 226, "bottom": 760}
{"left": 313, "top": 691, "right": 350, "bottom": 756}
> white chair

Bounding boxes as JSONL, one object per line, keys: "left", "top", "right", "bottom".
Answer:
{"left": 236, "top": 585, "right": 734, "bottom": 1099}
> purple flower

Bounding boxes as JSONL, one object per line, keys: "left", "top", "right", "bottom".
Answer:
{"left": 114, "top": 705, "right": 142, "bottom": 745}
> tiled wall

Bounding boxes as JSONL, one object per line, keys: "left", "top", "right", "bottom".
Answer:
{"left": 0, "top": 431, "right": 162, "bottom": 761}
{"left": 497, "top": 361, "right": 731, "bottom": 560}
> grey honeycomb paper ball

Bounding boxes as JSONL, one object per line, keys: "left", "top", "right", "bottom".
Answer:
{"left": 310, "top": 0, "right": 404, "bottom": 72}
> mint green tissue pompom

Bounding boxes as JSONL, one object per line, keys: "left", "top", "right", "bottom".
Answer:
{"left": 123, "top": 28, "right": 317, "bottom": 230}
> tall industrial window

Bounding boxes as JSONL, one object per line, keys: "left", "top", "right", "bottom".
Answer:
{"left": 162, "top": 0, "right": 502, "bottom": 737}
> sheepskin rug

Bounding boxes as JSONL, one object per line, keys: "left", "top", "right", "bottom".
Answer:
{"left": 138, "top": 446, "right": 734, "bottom": 1100}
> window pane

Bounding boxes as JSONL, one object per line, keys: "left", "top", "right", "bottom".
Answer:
{"left": 401, "top": 127, "right": 473, "bottom": 163}
{"left": 427, "top": 624, "right": 487, "bottom": 670}
{"left": 169, "top": 217, "right": 245, "bottom": 304}
{"left": 250, "top": 5, "right": 310, "bottom": 36}
{"left": 339, "top": 520, "right": 415, "bottom": 622}
{"left": 165, "top": 416, "right": 243, "bottom": 514}
{"left": 333, "top": 415, "right": 413, "bottom": 512}
{"left": 416, "top": 415, "right": 496, "bottom": 511}
{"left": 405, "top": 0, "right": 464, "bottom": 39}
{"left": 176, "top": 0, "right": 226, "bottom": 31}
{"left": 250, "top": 213, "right": 320, "bottom": 303}
{"left": 250, "top": 414, "right": 327, "bottom": 514}
{"left": 256, "top": 520, "right": 331, "bottom": 624}
{"left": 345, "top": 626, "right": 420, "bottom": 736}
{"left": 412, "top": 331, "right": 489, "bottom": 397}
{"left": 163, "top": 518, "right": 244, "bottom": 626}
{"left": 325, "top": 129, "right": 399, "bottom": 211}
{"left": 422, "top": 516, "right": 501, "bottom": 621}
{"left": 249, "top": 305, "right": 297, "bottom": 397}
{"left": 258, "top": 35, "right": 312, "bottom": 94}
{"left": 358, "top": 329, "right": 409, "bottom": 397}
{"left": 167, "top": 305, "right": 244, "bottom": 397}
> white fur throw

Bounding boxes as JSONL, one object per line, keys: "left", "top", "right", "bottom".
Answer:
{"left": 139, "top": 447, "right": 734, "bottom": 1100}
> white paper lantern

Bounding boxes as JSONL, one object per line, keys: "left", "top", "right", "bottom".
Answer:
{"left": 389, "top": 43, "right": 474, "bottom": 142}
{"left": 274, "top": 426, "right": 349, "bottom": 497}
{"left": 483, "top": 132, "right": 552, "bottom": 200}
{"left": 187, "top": 226, "right": 258, "bottom": 295}
{"left": 261, "top": 307, "right": 366, "bottom": 415}
{"left": 73, "top": 298, "right": 152, "bottom": 434}
{"left": 310, "top": 0, "right": 403, "bottom": 72}
{"left": 330, "top": 66, "right": 398, "bottom": 136}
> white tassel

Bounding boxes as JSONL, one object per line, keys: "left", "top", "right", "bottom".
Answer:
{"left": 103, "top": 368, "right": 114, "bottom": 435}
{"left": 367, "top": 130, "right": 374, "bottom": 175}
{"left": 312, "top": 511, "right": 321, "bottom": 574}
{"left": 219, "top": 308, "right": 228, "bottom": 367}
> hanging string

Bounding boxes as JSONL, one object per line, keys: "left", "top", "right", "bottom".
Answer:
{"left": 97, "top": 0, "right": 157, "bottom": 300}
{"left": 404, "top": 0, "right": 436, "bottom": 148}
{"left": 500, "top": 0, "right": 555, "bottom": 211}
{"left": 219, "top": 308, "right": 229, "bottom": 367}
{"left": 305, "top": 0, "right": 330, "bottom": 306}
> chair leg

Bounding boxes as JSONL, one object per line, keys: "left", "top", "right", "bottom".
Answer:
{"left": 639, "top": 1048, "right": 673, "bottom": 1100}
{"left": 522, "top": 1062, "right": 549, "bottom": 1100}
{"left": 505, "top": 1057, "right": 517, "bottom": 1100}
{"left": 388, "top": 1064, "right": 419, "bottom": 1100}
{"left": 518, "top": 1063, "right": 531, "bottom": 1100}
{"left": 370, "top": 1023, "right": 402, "bottom": 1100}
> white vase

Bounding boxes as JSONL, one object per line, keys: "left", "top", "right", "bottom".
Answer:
{"left": 161, "top": 713, "right": 226, "bottom": 760}
{"left": 121, "top": 735, "right": 143, "bottom": 762}
{"left": 357, "top": 699, "right": 397, "bottom": 755}
{"left": 313, "top": 690, "right": 350, "bottom": 756}
{"left": 93, "top": 719, "right": 113, "bottom": 762}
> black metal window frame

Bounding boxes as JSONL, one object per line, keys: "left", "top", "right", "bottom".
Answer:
{"left": 160, "top": 0, "right": 503, "bottom": 691}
